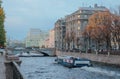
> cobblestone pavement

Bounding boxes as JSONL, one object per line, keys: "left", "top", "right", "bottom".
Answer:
{"left": 0, "top": 55, "right": 6, "bottom": 79}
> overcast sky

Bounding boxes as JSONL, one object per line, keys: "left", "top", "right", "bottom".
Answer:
{"left": 2, "top": 0, "right": 120, "bottom": 40}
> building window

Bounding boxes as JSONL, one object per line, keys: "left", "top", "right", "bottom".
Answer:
{"left": 78, "top": 20, "right": 80, "bottom": 24}
{"left": 78, "top": 26, "right": 80, "bottom": 30}
{"left": 84, "top": 21, "right": 88, "bottom": 25}
{"left": 80, "top": 10, "right": 82, "bottom": 13}
{"left": 84, "top": 15, "right": 87, "bottom": 18}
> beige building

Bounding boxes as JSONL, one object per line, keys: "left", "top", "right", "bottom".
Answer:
{"left": 54, "top": 18, "right": 66, "bottom": 50}
{"left": 44, "top": 29, "right": 55, "bottom": 48}
{"left": 48, "top": 29, "right": 55, "bottom": 48}
{"left": 44, "top": 38, "right": 49, "bottom": 48}
{"left": 65, "top": 4, "right": 108, "bottom": 50}
{"left": 55, "top": 4, "right": 109, "bottom": 51}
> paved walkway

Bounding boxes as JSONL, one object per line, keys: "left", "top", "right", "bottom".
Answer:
{"left": 0, "top": 55, "right": 6, "bottom": 79}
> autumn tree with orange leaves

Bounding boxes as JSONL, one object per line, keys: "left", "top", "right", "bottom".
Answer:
{"left": 112, "top": 15, "right": 120, "bottom": 49}
{"left": 83, "top": 11, "right": 119, "bottom": 50}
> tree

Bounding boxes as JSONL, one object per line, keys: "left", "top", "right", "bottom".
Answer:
{"left": 110, "top": 5, "right": 120, "bottom": 16}
{"left": 75, "top": 37, "right": 80, "bottom": 49}
{"left": 65, "top": 32, "right": 71, "bottom": 51}
{"left": 112, "top": 15, "right": 120, "bottom": 49}
{"left": 82, "top": 25, "right": 93, "bottom": 52}
{"left": 70, "top": 30, "right": 76, "bottom": 49}
{"left": 84, "top": 11, "right": 114, "bottom": 50}
{"left": 109, "top": 6, "right": 120, "bottom": 49}
{"left": 0, "top": 0, "right": 6, "bottom": 48}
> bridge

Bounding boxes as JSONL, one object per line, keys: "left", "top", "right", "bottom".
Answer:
{"left": 13, "top": 48, "right": 55, "bottom": 56}
{"left": 38, "top": 48, "right": 56, "bottom": 56}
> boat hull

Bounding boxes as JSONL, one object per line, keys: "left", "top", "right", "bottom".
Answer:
{"left": 55, "top": 56, "right": 92, "bottom": 68}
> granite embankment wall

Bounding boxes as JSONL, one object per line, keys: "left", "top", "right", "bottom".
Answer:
{"left": 4, "top": 61, "right": 25, "bottom": 79}
{"left": 40, "top": 48, "right": 56, "bottom": 56}
{"left": 56, "top": 51, "right": 120, "bottom": 66}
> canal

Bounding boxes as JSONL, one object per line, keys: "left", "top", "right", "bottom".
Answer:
{"left": 19, "top": 57, "right": 120, "bottom": 79}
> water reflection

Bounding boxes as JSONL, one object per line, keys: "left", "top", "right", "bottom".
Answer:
{"left": 20, "top": 57, "right": 120, "bottom": 79}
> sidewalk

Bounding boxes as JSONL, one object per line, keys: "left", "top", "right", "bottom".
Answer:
{"left": 0, "top": 55, "right": 6, "bottom": 79}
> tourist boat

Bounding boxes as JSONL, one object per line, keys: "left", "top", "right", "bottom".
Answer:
{"left": 55, "top": 56, "right": 92, "bottom": 68}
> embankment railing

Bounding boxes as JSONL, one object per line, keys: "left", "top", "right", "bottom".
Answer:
{"left": 4, "top": 61, "right": 25, "bottom": 79}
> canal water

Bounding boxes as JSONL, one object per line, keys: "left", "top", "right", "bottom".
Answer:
{"left": 20, "top": 57, "right": 120, "bottom": 79}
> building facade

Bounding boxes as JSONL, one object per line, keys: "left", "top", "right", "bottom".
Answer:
{"left": 48, "top": 29, "right": 55, "bottom": 48}
{"left": 44, "top": 38, "right": 49, "bottom": 48}
{"left": 65, "top": 4, "right": 108, "bottom": 50}
{"left": 25, "top": 28, "right": 48, "bottom": 48}
{"left": 55, "top": 4, "right": 109, "bottom": 51}
{"left": 44, "top": 29, "right": 55, "bottom": 48}
{"left": 54, "top": 18, "right": 66, "bottom": 50}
